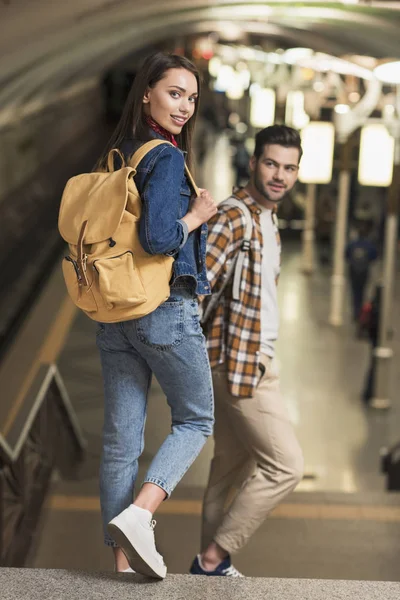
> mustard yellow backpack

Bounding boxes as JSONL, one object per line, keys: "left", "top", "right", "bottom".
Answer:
{"left": 58, "top": 139, "right": 198, "bottom": 323}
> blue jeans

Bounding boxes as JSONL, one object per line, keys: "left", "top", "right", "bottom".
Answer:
{"left": 96, "top": 288, "right": 214, "bottom": 546}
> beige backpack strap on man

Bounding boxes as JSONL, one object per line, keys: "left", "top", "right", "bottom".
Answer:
{"left": 201, "top": 192, "right": 253, "bottom": 326}
{"left": 58, "top": 139, "right": 197, "bottom": 323}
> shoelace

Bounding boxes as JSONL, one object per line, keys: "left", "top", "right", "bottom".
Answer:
{"left": 222, "top": 564, "right": 244, "bottom": 577}
{"left": 149, "top": 519, "right": 165, "bottom": 564}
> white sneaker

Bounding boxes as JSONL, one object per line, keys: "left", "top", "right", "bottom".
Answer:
{"left": 115, "top": 567, "right": 136, "bottom": 574}
{"left": 222, "top": 564, "right": 244, "bottom": 577}
{"left": 108, "top": 505, "right": 167, "bottom": 579}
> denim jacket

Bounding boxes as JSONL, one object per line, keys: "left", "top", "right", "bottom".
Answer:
{"left": 120, "top": 134, "right": 210, "bottom": 296}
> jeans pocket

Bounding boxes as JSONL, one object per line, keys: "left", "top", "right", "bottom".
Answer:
{"left": 136, "top": 299, "right": 184, "bottom": 350}
{"left": 187, "top": 299, "right": 203, "bottom": 335}
{"left": 256, "top": 364, "right": 266, "bottom": 388}
{"left": 256, "top": 356, "right": 279, "bottom": 389}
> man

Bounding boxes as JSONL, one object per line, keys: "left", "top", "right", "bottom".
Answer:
{"left": 190, "top": 125, "right": 304, "bottom": 577}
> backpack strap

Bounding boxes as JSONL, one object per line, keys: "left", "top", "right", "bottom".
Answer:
{"left": 183, "top": 163, "right": 200, "bottom": 197}
{"left": 222, "top": 197, "right": 252, "bottom": 300}
{"left": 128, "top": 140, "right": 200, "bottom": 197}
{"left": 128, "top": 139, "right": 170, "bottom": 170}
{"left": 201, "top": 194, "right": 253, "bottom": 325}
{"left": 107, "top": 148, "right": 125, "bottom": 172}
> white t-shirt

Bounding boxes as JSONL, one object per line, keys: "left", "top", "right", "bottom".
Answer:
{"left": 258, "top": 206, "right": 281, "bottom": 357}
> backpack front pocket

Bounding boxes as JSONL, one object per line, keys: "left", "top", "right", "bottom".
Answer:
{"left": 62, "top": 257, "right": 98, "bottom": 312}
{"left": 93, "top": 251, "right": 147, "bottom": 310}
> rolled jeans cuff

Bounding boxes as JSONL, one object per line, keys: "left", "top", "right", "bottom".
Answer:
{"left": 143, "top": 477, "right": 172, "bottom": 499}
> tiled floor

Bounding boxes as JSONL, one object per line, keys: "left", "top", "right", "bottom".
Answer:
{"left": 26, "top": 134, "right": 400, "bottom": 580}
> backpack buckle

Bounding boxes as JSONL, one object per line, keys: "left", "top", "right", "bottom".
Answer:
{"left": 241, "top": 239, "right": 251, "bottom": 251}
{"left": 77, "top": 220, "right": 89, "bottom": 286}
{"left": 77, "top": 255, "right": 89, "bottom": 287}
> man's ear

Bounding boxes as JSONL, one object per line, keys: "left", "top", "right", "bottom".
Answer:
{"left": 249, "top": 155, "right": 257, "bottom": 173}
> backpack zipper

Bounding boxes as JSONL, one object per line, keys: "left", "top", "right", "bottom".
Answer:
{"left": 65, "top": 256, "right": 82, "bottom": 281}
{"left": 93, "top": 250, "right": 133, "bottom": 273}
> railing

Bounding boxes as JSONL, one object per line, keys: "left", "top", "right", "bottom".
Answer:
{"left": 0, "top": 364, "right": 86, "bottom": 566}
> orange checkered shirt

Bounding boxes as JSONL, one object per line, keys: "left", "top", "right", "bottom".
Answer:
{"left": 203, "top": 188, "right": 281, "bottom": 398}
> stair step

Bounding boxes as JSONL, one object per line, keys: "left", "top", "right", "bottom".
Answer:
{"left": 1, "top": 569, "right": 399, "bottom": 600}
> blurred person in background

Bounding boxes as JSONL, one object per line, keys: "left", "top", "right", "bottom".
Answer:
{"left": 316, "top": 189, "right": 336, "bottom": 266}
{"left": 345, "top": 220, "right": 378, "bottom": 322}
{"left": 232, "top": 138, "right": 251, "bottom": 188}
{"left": 359, "top": 283, "right": 382, "bottom": 406}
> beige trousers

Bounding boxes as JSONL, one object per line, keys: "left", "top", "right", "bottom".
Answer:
{"left": 201, "top": 356, "right": 304, "bottom": 554}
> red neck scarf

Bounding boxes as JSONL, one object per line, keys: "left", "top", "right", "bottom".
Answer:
{"left": 145, "top": 116, "right": 178, "bottom": 147}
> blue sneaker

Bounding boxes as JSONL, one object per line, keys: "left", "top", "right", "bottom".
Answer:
{"left": 190, "top": 554, "right": 244, "bottom": 577}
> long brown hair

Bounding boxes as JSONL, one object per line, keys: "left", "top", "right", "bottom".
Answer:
{"left": 96, "top": 52, "right": 201, "bottom": 170}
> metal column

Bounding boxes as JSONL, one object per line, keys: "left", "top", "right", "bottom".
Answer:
{"left": 371, "top": 159, "right": 399, "bottom": 408}
{"left": 329, "top": 140, "right": 352, "bottom": 326}
{"left": 302, "top": 183, "right": 317, "bottom": 274}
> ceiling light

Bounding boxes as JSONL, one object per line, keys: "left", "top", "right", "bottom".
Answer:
{"left": 299, "top": 53, "right": 373, "bottom": 81}
{"left": 250, "top": 88, "right": 275, "bottom": 128}
{"left": 214, "top": 65, "right": 236, "bottom": 92}
{"left": 284, "top": 48, "right": 313, "bottom": 65}
{"left": 299, "top": 122, "right": 335, "bottom": 184}
{"left": 374, "top": 61, "right": 400, "bottom": 85}
{"left": 334, "top": 104, "right": 350, "bottom": 114}
{"left": 313, "top": 82, "right": 325, "bottom": 93}
{"left": 208, "top": 56, "right": 222, "bottom": 78}
{"left": 349, "top": 92, "right": 360, "bottom": 103}
{"left": 383, "top": 104, "right": 395, "bottom": 118}
{"left": 358, "top": 124, "right": 394, "bottom": 187}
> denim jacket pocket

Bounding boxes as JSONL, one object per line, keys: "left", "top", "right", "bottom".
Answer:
{"left": 180, "top": 177, "right": 192, "bottom": 196}
{"left": 135, "top": 299, "right": 184, "bottom": 350}
{"left": 179, "top": 182, "right": 192, "bottom": 219}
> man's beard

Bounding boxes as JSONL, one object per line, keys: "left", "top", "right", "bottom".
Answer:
{"left": 254, "top": 171, "right": 288, "bottom": 204}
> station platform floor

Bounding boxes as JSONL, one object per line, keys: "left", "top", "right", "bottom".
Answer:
{"left": 26, "top": 241, "right": 400, "bottom": 582}
{"left": 26, "top": 133, "right": 400, "bottom": 583}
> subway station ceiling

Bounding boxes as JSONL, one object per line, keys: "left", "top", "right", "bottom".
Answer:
{"left": 1, "top": 1, "right": 400, "bottom": 110}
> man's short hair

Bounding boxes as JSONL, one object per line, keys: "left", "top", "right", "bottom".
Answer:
{"left": 254, "top": 125, "right": 303, "bottom": 162}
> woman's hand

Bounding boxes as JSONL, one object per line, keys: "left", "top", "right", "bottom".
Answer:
{"left": 182, "top": 189, "right": 218, "bottom": 232}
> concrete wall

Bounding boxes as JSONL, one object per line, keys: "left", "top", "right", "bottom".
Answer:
{"left": 0, "top": 80, "right": 103, "bottom": 204}
{"left": 0, "top": 80, "right": 107, "bottom": 351}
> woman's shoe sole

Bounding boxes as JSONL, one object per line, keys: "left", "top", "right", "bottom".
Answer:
{"left": 107, "top": 523, "right": 166, "bottom": 580}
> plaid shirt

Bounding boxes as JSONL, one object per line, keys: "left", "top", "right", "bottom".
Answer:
{"left": 203, "top": 188, "right": 281, "bottom": 398}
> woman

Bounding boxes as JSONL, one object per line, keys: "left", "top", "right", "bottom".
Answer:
{"left": 95, "top": 53, "right": 217, "bottom": 579}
